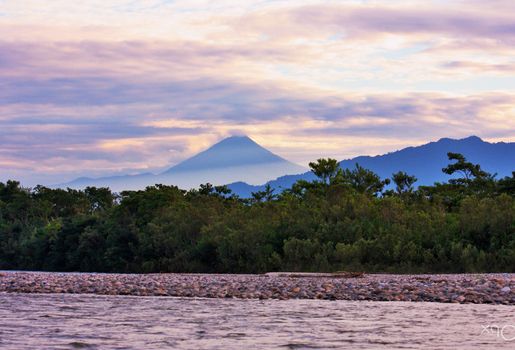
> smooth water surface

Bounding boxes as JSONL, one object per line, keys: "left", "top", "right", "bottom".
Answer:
{"left": 0, "top": 293, "right": 514, "bottom": 349}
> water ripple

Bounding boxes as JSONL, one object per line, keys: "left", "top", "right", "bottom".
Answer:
{"left": 0, "top": 293, "right": 514, "bottom": 349}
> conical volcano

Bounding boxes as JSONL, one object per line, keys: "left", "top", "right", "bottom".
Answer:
{"left": 163, "top": 135, "right": 302, "bottom": 173}
{"left": 60, "top": 135, "right": 306, "bottom": 191}
{"left": 157, "top": 135, "right": 306, "bottom": 186}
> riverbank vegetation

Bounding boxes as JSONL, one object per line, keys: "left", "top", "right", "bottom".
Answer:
{"left": 1, "top": 153, "right": 514, "bottom": 273}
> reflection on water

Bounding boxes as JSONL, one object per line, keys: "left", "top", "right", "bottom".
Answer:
{"left": 0, "top": 293, "right": 514, "bottom": 349}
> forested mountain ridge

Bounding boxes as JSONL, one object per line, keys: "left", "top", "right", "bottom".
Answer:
{"left": 228, "top": 136, "right": 515, "bottom": 197}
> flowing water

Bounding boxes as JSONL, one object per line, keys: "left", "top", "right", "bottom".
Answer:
{"left": 0, "top": 293, "right": 514, "bottom": 349}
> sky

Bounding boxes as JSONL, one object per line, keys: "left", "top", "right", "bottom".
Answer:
{"left": 1, "top": 0, "right": 514, "bottom": 185}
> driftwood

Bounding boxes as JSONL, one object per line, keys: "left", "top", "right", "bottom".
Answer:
{"left": 265, "top": 271, "right": 365, "bottom": 278}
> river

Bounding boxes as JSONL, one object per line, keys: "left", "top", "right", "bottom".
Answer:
{"left": 0, "top": 293, "right": 514, "bottom": 349}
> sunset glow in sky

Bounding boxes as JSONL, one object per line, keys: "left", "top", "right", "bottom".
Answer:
{"left": 1, "top": 0, "right": 514, "bottom": 185}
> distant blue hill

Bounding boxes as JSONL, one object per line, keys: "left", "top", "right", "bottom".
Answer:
{"left": 228, "top": 136, "right": 515, "bottom": 197}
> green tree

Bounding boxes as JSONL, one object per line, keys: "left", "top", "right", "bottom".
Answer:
{"left": 309, "top": 158, "right": 339, "bottom": 185}
{"left": 392, "top": 171, "right": 417, "bottom": 195}
{"left": 338, "top": 164, "right": 391, "bottom": 196}
{"left": 498, "top": 172, "right": 515, "bottom": 195}
{"left": 251, "top": 184, "right": 277, "bottom": 203}
{"left": 442, "top": 152, "right": 493, "bottom": 187}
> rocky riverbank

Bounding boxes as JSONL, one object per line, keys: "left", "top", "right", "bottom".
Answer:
{"left": 1, "top": 271, "right": 513, "bottom": 304}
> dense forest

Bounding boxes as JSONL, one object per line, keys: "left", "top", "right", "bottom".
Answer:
{"left": 1, "top": 153, "right": 514, "bottom": 273}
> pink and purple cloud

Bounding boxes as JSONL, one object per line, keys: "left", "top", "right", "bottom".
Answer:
{"left": 0, "top": 0, "right": 514, "bottom": 185}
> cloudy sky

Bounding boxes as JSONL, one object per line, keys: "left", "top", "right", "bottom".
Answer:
{"left": 1, "top": 0, "right": 514, "bottom": 185}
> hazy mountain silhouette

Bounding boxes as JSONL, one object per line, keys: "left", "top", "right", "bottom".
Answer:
{"left": 164, "top": 136, "right": 301, "bottom": 173}
{"left": 60, "top": 136, "right": 306, "bottom": 191}
{"left": 228, "top": 136, "right": 515, "bottom": 197}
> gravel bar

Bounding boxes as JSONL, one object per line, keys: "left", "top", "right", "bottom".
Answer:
{"left": 1, "top": 271, "right": 514, "bottom": 305}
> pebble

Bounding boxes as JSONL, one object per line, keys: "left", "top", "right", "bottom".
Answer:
{"left": 0, "top": 271, "right": 513, "bottom": 305}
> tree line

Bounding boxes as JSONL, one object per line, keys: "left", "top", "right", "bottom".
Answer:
{"left": 0, "top": 152, "right": 514, "bottom": 273}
